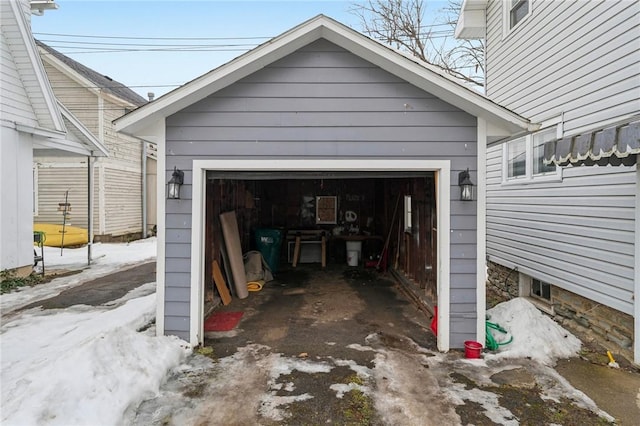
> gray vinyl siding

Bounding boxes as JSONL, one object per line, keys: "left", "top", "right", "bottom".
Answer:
{"left": 486, "top": 144, "right": 636, "bottom": 315}
{"left": 485, "top": 0, "right": 640, "bottom": 132}
{"left": 163, "top": 39, "right": 478, "bottom": 345}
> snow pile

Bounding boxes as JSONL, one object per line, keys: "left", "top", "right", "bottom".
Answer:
{"left": 485, "top": 298, "right": 581, "bottom": 365}
{"left": 42, "top": 237, "right": 157, "bottom": 271}
{"left": 2, "top": 238, "right": 157, "bottom": 313}
{"left": 1, "top": 294, "right": 189, "bottom": 426}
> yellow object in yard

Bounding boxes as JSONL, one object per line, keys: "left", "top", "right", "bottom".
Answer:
{"left": 606, "top": 350, "right": 620, "bottom": 368}
{"left": 33, "top": 223, "right": 88, "bottom": 247}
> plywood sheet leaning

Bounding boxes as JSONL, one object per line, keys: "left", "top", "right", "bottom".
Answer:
{"left": 212, "top": 260, "right": 232, "bottom": 305}
{"left": 219, "top": 211, "right": 249, "bottom": 299}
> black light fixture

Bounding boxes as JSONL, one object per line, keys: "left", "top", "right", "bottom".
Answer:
{"left": 167, "top": 167, "right": 184, "bottom": 199}
{"left": 458, "top": 168, "right": 474, "bottom": 201}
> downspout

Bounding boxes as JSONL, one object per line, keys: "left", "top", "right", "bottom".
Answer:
{"left": 87, "top": 155, "right": 93, "bottom": 265}
{"left": 142, "top": 140, "right": 147, "bottom": 238}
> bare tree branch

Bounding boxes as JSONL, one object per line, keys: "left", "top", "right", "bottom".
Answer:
{"left": 350, "top": 0, "right": 484, "bottom": 87}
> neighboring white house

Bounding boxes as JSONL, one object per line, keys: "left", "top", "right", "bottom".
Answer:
{"left": 34, "top": 41, "right": 156, "bottom": 242}
{"left": 457, "top": 0, "right": 640, "bottom": 363}
{"left": 1, "top": 0, "right": 107, "bottom": 274}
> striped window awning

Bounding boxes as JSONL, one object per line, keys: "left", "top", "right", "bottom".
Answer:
{"left": 543, "top": 120, "right": 640, "bottom": 166}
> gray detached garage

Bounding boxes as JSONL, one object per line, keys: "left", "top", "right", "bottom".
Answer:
{"left": 115, "top": 15, "right": 533, "bottom": 351}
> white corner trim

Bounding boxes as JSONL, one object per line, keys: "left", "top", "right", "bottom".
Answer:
{"left": 188, "top": 158, "right": 452, "bottom": 350}
{"left": 437, "top": 165, "right": 452, "bottom": 352}
{"left": 476, "top": 118, "right": 487, "bottom": 346}
{"left": 152, "top": 120, "right": 166, "bottom": 338}
{"left": 634, "top": 154, "right": 640, "bottom": 365}
{"left": 189, "top": 165, "right": 205, "bottom": 346}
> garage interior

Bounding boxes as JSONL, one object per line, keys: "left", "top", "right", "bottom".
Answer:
{"left": 203, "top": 171, "right": 438, "bottom": 311}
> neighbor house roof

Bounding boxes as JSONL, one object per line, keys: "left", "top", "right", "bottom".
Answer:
{"left": 31, "top": 99, "right": 109, "bottom": 157}
{"left": 116, "top": 14, "right": 536, "bottom": 138}
{"left": 1, "top": 0, "right": 64, "bottom": 132}
{"left": 1, "top": 0, "right": 109, "bottom": 157}
{"left": 36, "top": 40, "right": 147, "bottom": 107}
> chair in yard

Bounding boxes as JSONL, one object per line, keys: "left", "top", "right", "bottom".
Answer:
{"left": 33, "top": 231, "right": 46, "bottom": 276}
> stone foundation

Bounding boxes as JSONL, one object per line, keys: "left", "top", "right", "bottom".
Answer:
{"left": 93, "top": 231, "right": 143, "bottom": 243}
{"left": 552, "top": 286, "right": 634, "bottom": 359}
{"left": 487, "top": 260, "right": 635, "bottom": 362}
{"left": 486, "top": 261, "right": 519, "bottom": 303}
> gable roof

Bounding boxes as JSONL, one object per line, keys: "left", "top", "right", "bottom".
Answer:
{"left": 116, "top": 14, "right": 536, "bottom": 138}
{"left": 1, "top": 0, "right": 64, "bottom": 132}
{"left": 37, "top": 40, "right": 147, "bottom": 107}
{"left": 1, "top": 0, "right": 107, "bottom": 157}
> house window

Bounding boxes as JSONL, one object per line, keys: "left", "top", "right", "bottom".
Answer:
{"left": 531, "top": 278, "right": 551, "bottom": 301}
{"left": 404, "top": 195, "right": 412, "bottom": 231}
{"left": 533, "top": 129, "right": 557, "bottom": 175}
{"left": 503, "top": 128, "right": 561, "bottom": 184}
{"left": 507, "top": 136, "right": 526, "bottom": 178}
{"left": 509, "top": 0, "right": 530, "bottom": 29}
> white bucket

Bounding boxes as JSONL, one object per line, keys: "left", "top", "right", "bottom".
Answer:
{"left": 347, "top": 250, "right": 359, "bottom": 266}
{"left": 346, "top": 241, "right": 362, "bottom": 260}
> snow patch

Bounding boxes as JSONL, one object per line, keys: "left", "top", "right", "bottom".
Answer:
{"left": 485, "top": 298, "right": 581, "bottom": 365}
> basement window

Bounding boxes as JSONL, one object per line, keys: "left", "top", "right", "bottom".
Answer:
{"left": 531, "top": 278, "right": 551, "bottom": 301}
{"left": 519, "top": 273, "right": 554, "bottom": 314}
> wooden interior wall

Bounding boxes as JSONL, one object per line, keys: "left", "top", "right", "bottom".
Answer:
{"left": 204, "top": 175, "right": 436, "bottom": 303}
{"left": 387, "top": 176, "right": 437, "bottom": 301}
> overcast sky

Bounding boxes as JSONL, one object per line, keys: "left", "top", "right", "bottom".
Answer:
{"left": 31, "top": 0, "right": 450, "bottom": 98}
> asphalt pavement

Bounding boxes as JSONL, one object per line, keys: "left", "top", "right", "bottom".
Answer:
{"left": 22, "top": 260, "right": 640, "bottom": 425}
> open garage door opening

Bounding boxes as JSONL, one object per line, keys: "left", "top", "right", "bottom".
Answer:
{"left": 201, "top": 170, "right": 439, "bottom": 338}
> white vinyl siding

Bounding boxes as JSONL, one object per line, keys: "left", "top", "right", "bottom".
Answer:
{"left": 486, "top": 0, "right": 640, "bottom": 134}
{"left": 0, "top": 31, "right": 37, "bottom": 126}
{"left": 103, "top": 167, "right": 142, "bottom": 236}
{"left": 487, "top": 144, "right": 636, "bottom": 315}
{"left": 42, "top": 62, "right": 99, "bottom": 135}
{"left": 34, "top": 163, "right": 89, "bottom": 229}
{"left": 37, "top": 58, "right": 145, "bottom": 238}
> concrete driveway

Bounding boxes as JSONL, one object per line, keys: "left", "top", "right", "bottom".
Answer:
{"left": 128, "top": 265, "right": 619, "bottom": 425}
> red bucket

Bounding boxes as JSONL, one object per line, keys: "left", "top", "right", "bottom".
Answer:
{"left": 464, "top": 340, "right": 483, "bottom": 359}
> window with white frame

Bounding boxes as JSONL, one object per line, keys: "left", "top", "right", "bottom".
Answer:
{"left": 507, "top": 136, "right": 526, "bottom": 179}
{"left": 509, "top": 0, "right": 530, "bottom": 30}
{"left": 503, "top": 128, "right": 560, "bottom": 183}
{"left": 404, "top": 195, "right": 412, "bottom": 231}
{"left": 531, "top": 278, "right": 551, "bottom": 301}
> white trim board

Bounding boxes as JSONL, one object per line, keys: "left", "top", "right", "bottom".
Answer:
{"left": 634, "top": 154, "right": 639, "bottom": 364}
{"left": 188, "top": 159, "right": 452, "bottom": 351}
{"left": 476, "top": 118, "right": 488, "bottom": 345}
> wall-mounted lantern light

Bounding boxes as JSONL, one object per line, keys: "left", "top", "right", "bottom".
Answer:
{"left": 167, "top": 167, "right": 184, "bottom": 199}
{"left": 458, "top": 168, "right": 474, "bottom": 201}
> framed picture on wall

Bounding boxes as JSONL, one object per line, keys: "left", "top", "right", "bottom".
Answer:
{"left": 316, "top": 196, "right": 337, "bottom": 224}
